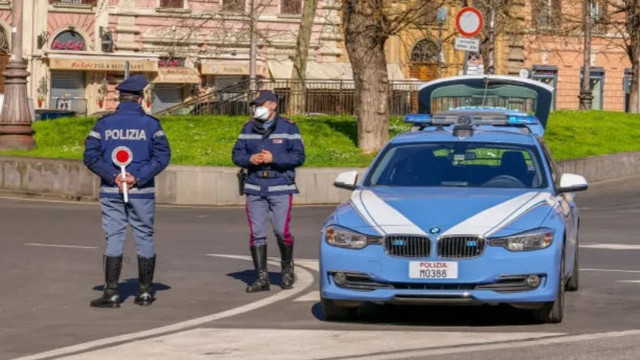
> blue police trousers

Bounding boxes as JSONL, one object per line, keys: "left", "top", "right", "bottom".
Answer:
{"left": 245, "top": 194, "right": 294, "bottom": 247}
{"left": 100, "top": 197, "right": 155, "bottom": 258}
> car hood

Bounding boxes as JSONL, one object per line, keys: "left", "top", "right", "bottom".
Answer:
{"left": 335, "top": 187, "right": 556, "bottom": 237}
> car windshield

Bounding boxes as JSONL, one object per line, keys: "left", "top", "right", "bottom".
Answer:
{"left": 366, "top": 142, "right": 547, "bottom": 189}
{"left": 430, "top": 83, "right": 538, "bottom": 115}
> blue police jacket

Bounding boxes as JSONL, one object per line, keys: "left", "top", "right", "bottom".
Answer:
{"left": 83, "top": 102, "right": 171, "bottom": 199}
{"left": 232, "top": 114, "right": 305, "bottom": 196}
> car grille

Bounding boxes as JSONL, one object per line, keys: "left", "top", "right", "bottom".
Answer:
{"left": 437, "top": 236, "right": 485, "bottom": 258}
{"left": 384, "top": 235, "right": 431, "bottom": 257}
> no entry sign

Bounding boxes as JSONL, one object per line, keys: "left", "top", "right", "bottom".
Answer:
{"left": 111, "top": 146, "right": 133, "bottom": 203}
{"left": 456, "top": 7, "right": 484, "bottom": 38}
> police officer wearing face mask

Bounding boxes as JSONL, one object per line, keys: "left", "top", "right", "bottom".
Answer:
{"left": 83, "top": 74, "right": 171, "bottom": 308}
{"left": 232, "top": 90, "right": 305, "bottom": 292}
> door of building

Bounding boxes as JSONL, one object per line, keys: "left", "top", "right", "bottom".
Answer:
{"left": 152, "top": 83, "right": 183, "bottom": 113}
{"left": 51, "top": 71, "right": 86, "bottom": 113}
{"left": 409, "top": 39, "right": 440, "bottom": 82}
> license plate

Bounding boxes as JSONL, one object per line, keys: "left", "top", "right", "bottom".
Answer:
{"left": 409, "top": 261, "right": 458, "bottom": 279}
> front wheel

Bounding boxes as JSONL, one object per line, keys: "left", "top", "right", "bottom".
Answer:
{"left": 321, "top": 298, "right": 356, "bottom": 322}
{"left": 532, "top": 253, "right": 565, "bottom": 323}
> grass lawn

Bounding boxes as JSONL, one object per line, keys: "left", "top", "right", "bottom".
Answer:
{"left": 1, "top": 110, "right": 639, "bottom": 167}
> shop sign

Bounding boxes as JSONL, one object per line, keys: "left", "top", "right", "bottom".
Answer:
{"left": 201, "top": 63, "right": 250, "bottom": 75}
{"left": 49, "top": 58, "right": 158, "bottom": 72}
{"left": 158, "top": 58, "right": 185, "bottom": 67}
{"left": 51, "top": 30, "right": 86, "bottom": 51}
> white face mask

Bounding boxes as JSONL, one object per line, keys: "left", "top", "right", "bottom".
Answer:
{"left": 254, "top": 106, "right": 270, "bottom": 121}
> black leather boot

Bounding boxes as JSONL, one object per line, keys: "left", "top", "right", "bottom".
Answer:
{"left": 134, "top": 255, "right": 156, "bottom": 306}
{"left": 90, "top": 256, "right": 122, "bottom": 308}
{"left": 246, "top": 246, "right": 270, "bottom": 293}
{"left": 278, "top": 241, "right": 295, "bottom": 290}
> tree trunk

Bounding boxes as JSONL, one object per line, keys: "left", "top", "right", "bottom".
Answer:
{"left": 288, "top": 0, "right": 319, "bottom": 115}
{"left": 342, "top": 0, "right": 390, "bottom": 154}
{"left": 627, "top": 0, "right": 640, "bottom": 113}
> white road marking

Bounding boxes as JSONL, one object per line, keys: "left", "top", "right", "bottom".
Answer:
{"left": 582, "top": 268, "right": 640, "bottom": 274}
{"left": 50, "top": 328, "right": 565, "bottom": 360}
{"left": 580, "top": 243, "right": 640, "bottom": 250}
{"left": 10, "top": 254, "right": 314, "bottom": 360}
{"left": 24, "top": 243, "right": 99, "bottom": 250}
{"left": 294, "top": 292, "right": 320, "bottom": 302}
{"left": 617, "top": 280, "right": 640, "bottom": 284}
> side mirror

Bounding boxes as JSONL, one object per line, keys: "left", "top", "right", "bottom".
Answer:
{"left": 334, "top": 171, "right": 359, "bottom": 190}
{"left": 558, "top": 173, "right": 588, "bottom": 193}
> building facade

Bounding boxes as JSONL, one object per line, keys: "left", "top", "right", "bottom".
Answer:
{"left": 0, "top": 1, "right": 634, "bottom": 116}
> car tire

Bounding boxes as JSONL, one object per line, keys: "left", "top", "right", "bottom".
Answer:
{"left": 532, "top": 249, "right": 565, "bottom": 324}
{"left": 566, "top": 233, "right": 579, "bottom": 292}
{"left": 321, "top": 297, "right": 355, "bottom": 322}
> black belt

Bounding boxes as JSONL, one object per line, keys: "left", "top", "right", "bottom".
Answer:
{"left": 253, "top": 170, "right": 280, "bottom": 178}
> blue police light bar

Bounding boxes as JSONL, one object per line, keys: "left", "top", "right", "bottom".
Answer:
{"left": 404, "top": 114, "right": 432, "bottom": 124}
{"left": 507, "top": 115, "right": 538, "bottom": 125}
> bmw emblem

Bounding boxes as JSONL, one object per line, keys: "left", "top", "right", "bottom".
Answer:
{"left": 429, "top": 227, "right": 441, "bottom": 234}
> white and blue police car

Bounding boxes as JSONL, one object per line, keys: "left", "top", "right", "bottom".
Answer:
{"left": 319, "top": 75, "right": 588, "bottom": 324}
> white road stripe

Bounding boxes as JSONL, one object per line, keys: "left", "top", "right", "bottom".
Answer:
{"left": 24, "top": 243, "right": 99, "bottom": 250}
{"left": 49, "top": 328, "right": 564, "bottom": 360}
{"left": 9, "top": 254, "right": 314, "bottom": 360}
{"left": 582, "top": 268, "right": 640, "bottom": 274}
{"left": 580, "top": 243, "right": 640, "bottom": 250}
{"left": 617, "top": 280, "right": 640, "bottom": 283}
{"left": 294, "top": 292, "right": 320, "bottom": 302}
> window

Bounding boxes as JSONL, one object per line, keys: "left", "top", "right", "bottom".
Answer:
{"left": 366, "top": 143, "right": 547, "bottom": 189}
{"left": 159, "top": 0, "right": 183, "bottom": 8}
{"left": 222, "top": 0, "right": 245, "bottom": 12}
{"left": 590, "top": 0, "right": 607, "bottom": 33}
{"left": 532, "top": 65, "right": 558, "bottom": 110}
{"left": 580, "top": 67, "right": 605, "bottom": 110}
{"left": 623, "top": 68, "right": 632, "bottom": 113}
{"left": 532, "top": 0, "right": 561, "bottom": 30}
{"left": 281, "top": 0, "right": 302, "bottom": 15}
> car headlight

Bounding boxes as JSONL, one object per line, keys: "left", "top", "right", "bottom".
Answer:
{"left": 324, "top": 225, "right": 380, "bottom": 249}
{"left": 490, "top": 228, "right": 554, "bottom": 251}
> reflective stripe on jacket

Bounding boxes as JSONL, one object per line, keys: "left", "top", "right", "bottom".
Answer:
{"left": 231, "top": 115, "right": 305, "bottom": 196}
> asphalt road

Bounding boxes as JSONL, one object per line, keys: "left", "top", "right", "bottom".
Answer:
{"left": 1, "top": 175, "right": 640, "bottom": 360}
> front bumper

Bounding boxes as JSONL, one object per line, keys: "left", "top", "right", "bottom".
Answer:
{"left": 319, "top": 240, "right": 562, "bottom": 306}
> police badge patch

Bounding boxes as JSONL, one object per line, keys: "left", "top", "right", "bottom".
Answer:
{"left": 273, "top": 139, "right": 283, "bottom": 144}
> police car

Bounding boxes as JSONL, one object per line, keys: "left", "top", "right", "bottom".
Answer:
{"left": 319, "top": 75, "right": 588, "bottom": 324}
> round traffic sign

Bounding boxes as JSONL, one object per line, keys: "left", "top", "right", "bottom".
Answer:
{"left": 456, "top": 7, "right": 484, "bottom": 38}
{"left": 111, "top": 146, "right": 133, "bottom": 167}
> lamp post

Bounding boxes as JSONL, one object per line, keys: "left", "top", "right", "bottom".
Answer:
{"left": 437, "top": 7, "right": 447, "bottom": 78}
{"left": 249, "top": 0, "right": 257, "bottom": 99}
{"left": 579, "top": 0, "right": 593, "bottom": 110}
{"left": 0, "top": 0, "right": 35, "bottom": 150}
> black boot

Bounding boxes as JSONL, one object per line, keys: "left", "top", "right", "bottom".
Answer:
{"left": 90, "top": 256, "right": 122, "bottom": 308}
{"left": 134, "top": 255, "right": 156, "bottom": 306}
{"left": 278, "top": 241, "right": 295, "bottom": 290}
{"left": 246, "top": 246, "right": 270, "bottom": 293}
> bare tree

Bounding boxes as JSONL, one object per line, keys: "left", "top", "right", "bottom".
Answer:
{"left": 289, "top": 0, "right": 320, "bottom": 114}
{"left": 341, "top": 0, "right": 441, "bottom": 153}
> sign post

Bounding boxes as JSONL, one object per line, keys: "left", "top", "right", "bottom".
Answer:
{"left": 455, "top": 7, "right": 484, "bottom": 75}
{"left": 112, "top": 146, "right": 133, "bottom": 203}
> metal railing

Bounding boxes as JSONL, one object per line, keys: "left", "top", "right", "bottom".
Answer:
{"left": 50, "top": 0, "right": 97, "bottom": 4}
{"left": 156, "top": 78, "right": 423, "bottom": 116}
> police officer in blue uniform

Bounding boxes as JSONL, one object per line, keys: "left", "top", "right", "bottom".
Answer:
{"left": 83, "top": 74, "right": 171, "bottom": 308}
{"left": 232, "top": 90, "right": 305, "bottom": 292}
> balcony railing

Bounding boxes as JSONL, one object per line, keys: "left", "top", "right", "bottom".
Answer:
{"left": 50, "top": 0, "right": 97, "bottom": 5}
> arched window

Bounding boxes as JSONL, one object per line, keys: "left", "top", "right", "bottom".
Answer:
{"left": 51, "top": 30, "right": 86, "bottom": 51}
{"left": 410, "top": 39, "right": 439, "bottom": 64}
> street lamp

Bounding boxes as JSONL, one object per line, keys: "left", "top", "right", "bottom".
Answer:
{"left": 0, "top": 0, "right": 35, "bottom": 150}
{"left": 437, "top": 7, "right": 447, "bottom": 78}
{"left": 249, "top": 0, "right": 257, "bottom": 99}
{"left": 579, "top": 0, "right": 593, "bottom": 110}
